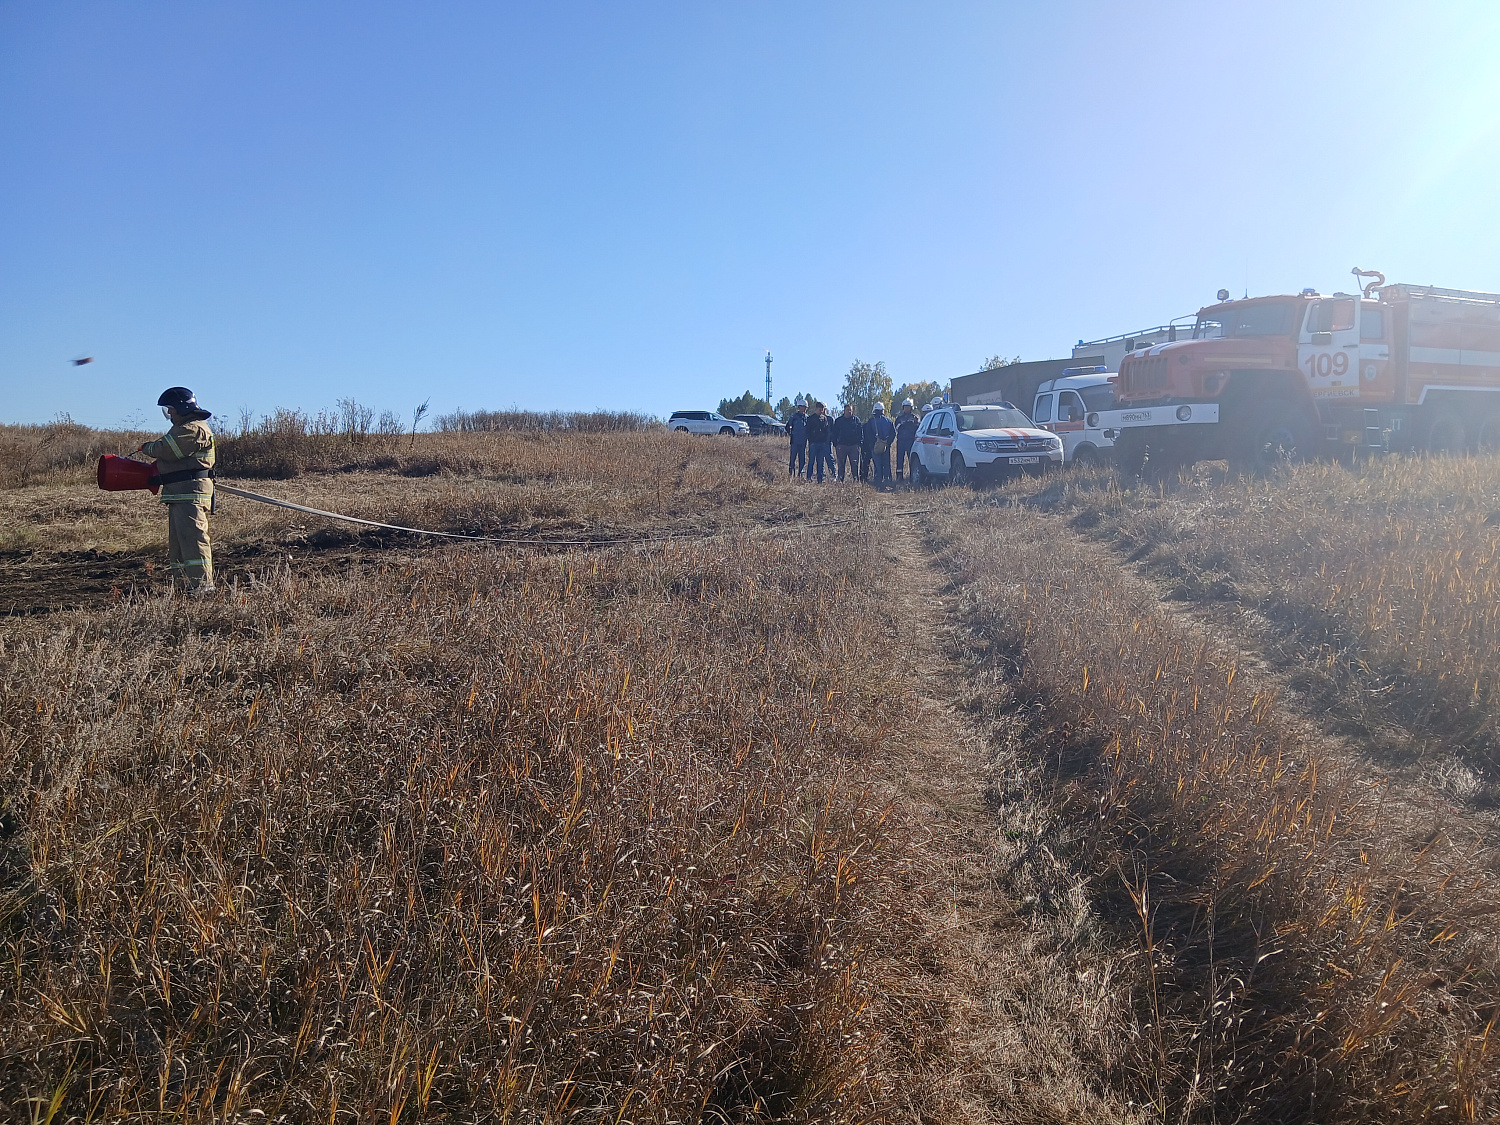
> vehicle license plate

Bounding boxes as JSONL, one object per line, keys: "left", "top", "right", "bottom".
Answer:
{"left": 1007, "top": 456, "right": 1040, "bottom": 465}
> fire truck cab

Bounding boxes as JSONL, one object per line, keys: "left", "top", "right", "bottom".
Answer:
{"left": 1031, "top": 367, "right": 1119, "bottom": 464}
{"left": 1112, "top": 270, "right": 1500, "bottom": 474}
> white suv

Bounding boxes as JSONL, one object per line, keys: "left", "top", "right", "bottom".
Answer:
{"left": 909, "top": 403, "right": 1062, "bottom": 485}
{"left": 668, "top": 411, "right": 749, "bottom": 436}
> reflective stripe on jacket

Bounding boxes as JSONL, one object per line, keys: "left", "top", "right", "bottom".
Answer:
{"left": 141, "top": 419, "right": 216, "bottom": 501}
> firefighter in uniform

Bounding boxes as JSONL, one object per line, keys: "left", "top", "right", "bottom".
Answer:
{"left": 139, "top": 387, "right": 217, "bottom": 593}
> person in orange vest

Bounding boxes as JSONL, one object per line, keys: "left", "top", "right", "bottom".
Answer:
{"left": 138, "top": 387, "right": 217, "bottom": 593}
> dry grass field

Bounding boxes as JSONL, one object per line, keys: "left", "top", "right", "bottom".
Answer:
{"left": 0, "top": 425, "right": 811, "bottom": 615}
{"left": 2, "top": 424, "right": 965, "bottom": 1122}
{"left": 6, "top": 420, "right": 1500, "bottom": 1122}
{"left": 1021, "top": 457, "right": 1500, "bottom": 793}
{"left": 926, "top": 487, "right": 1499, "bottom": 1121}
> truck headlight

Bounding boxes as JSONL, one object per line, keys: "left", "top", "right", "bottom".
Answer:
{"left": 1176, "top": 405, "right": 1193, "bottom": 421}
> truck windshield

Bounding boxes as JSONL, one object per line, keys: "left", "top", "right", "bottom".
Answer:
{"left": 956, "top": 407, "right": 1032, "bottom": 431}
{"left": 1193, "top": 302, "right": 1298, "bottom": 339}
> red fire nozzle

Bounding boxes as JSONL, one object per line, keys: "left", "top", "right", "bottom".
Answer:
{"left": 98, "top": 454, "right": 160, "bottom": 494}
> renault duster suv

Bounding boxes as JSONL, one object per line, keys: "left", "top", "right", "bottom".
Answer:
{"left": 909, "top": 403, "right": 1062, "bottom": 485}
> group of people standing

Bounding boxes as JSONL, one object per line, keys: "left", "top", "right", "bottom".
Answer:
{"left": 784, "top": 397, "right": 922, "bottom": 486}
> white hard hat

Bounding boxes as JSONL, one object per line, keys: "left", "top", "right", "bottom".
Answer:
{"left": 903, "top": 398, "right": 914, "bottom": 407}
{"left": 872, "top": 401, "right": 884, "bottom": 412}
{"left": 794, "top": 394, "right": 805, "bottom": 405}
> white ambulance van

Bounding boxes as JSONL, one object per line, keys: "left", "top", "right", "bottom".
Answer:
{"left": 1031, "top": 368, "right": 1120, "bottom": 465}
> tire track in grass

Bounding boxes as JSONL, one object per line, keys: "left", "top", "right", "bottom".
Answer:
{"left": 872, "top": 491, "right": 1147, "bottom": 1124}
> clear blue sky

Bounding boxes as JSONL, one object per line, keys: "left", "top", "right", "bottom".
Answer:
{"left": 4, "top": 1, "right": 1499, "bottom": 427}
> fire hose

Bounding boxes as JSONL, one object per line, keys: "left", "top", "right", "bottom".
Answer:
{"left": 100, "top": 455, "right": 923, "bottom": 549}
{"left": 213, "top": 484, "right": 671, "bottom": 546}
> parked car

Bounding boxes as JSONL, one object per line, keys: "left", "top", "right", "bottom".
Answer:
{"left": 669, "top": 411, "right": 750, "bottom": 435}
{"left": 908, "top": 403, "right": 1062, "bottom": 485}
{"left": 1030, "top": 367, "right": 1119, "bottom": 465}
{"left": 734, "top": 413, "right": 786, "bottom": 436}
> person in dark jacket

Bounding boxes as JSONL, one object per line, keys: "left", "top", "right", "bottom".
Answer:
{"left": 803, "top": 402, "right": 833, "bottom": 482}
{"left": 818, "top": 403, "right": 838, "bottom": 478}
{"left": 863, "top": 401, "right": 897, "bottom": 485}
{"left": 894, "top": 398, "right": 920, "bottom": 481}
{"left": 831, "top": 404, "right": 864, "bottom": 481}
{"left": 786, "top": 398, "right": 809, "bottom": 476}
{"left": 858, "top": 409, "right": 875, "bottom": 482}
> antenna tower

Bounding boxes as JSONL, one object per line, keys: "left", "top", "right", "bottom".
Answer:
{"left": 764, "top": 351, "right": 773, "bottom": 407}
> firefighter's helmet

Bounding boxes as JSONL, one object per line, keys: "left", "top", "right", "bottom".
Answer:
{"left": 158, "top": 387, "right": 210, "bottom": 422}
{"left": 872, "top": 401, "right": 884, "bottom": 412}
{"left": 158, "top": 387, "right": 198, "bottom": 409}
{"left": 903, "top": 398, "right": 914, "bottom": 407}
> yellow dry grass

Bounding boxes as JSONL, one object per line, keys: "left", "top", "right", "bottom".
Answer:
{"left": 15, "top": 420, "right": 1500, "bottom": 1122}
{"left": 1, "top": 428, "right": 802, "bottom": 560}
{"left": 0, "top": 459, "right": 949, "bottom": 1121}
{"left": 926, "top": 487, "right": 1500, "bottom": 1120}
{"left": 1013, "top": 455, "right": 1500, "bottom": 788}
{"left": 914, "top": 450, "right": 1500, "bottom": 1121}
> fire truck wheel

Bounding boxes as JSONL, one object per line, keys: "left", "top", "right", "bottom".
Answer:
{"left": 1476, "top": 416, "right": 1500, "bottom": 454}
{"left": 1231, "top": 398, "right": 1313, "bottom": 475}
{"left": 949, "top": 453, "right": 970, "bottom": 487}
{"left": 1425, "top": 414, "right": 1467, "bottom": 456}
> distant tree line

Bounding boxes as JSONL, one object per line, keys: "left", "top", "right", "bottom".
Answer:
{"left": 435, "top": 408, "right": 659, "bottom": 433}
{"left": 721, "top": 353, "right": 1021, "bottom": 425}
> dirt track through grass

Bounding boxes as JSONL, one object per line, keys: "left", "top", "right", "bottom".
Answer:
{"left": 874, "top": 502, "right": 1144, "bottom": 1123}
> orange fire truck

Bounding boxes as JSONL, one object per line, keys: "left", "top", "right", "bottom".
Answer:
{"left": 1111, "top": 269, "right": 1500, "bottom": 473}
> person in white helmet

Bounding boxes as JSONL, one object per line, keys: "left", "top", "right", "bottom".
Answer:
{"left": 894, "top": 398, "right": 919, "bottom": 481}
{"left": 863, "top": 401, "right": 896, "bottom": 485}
